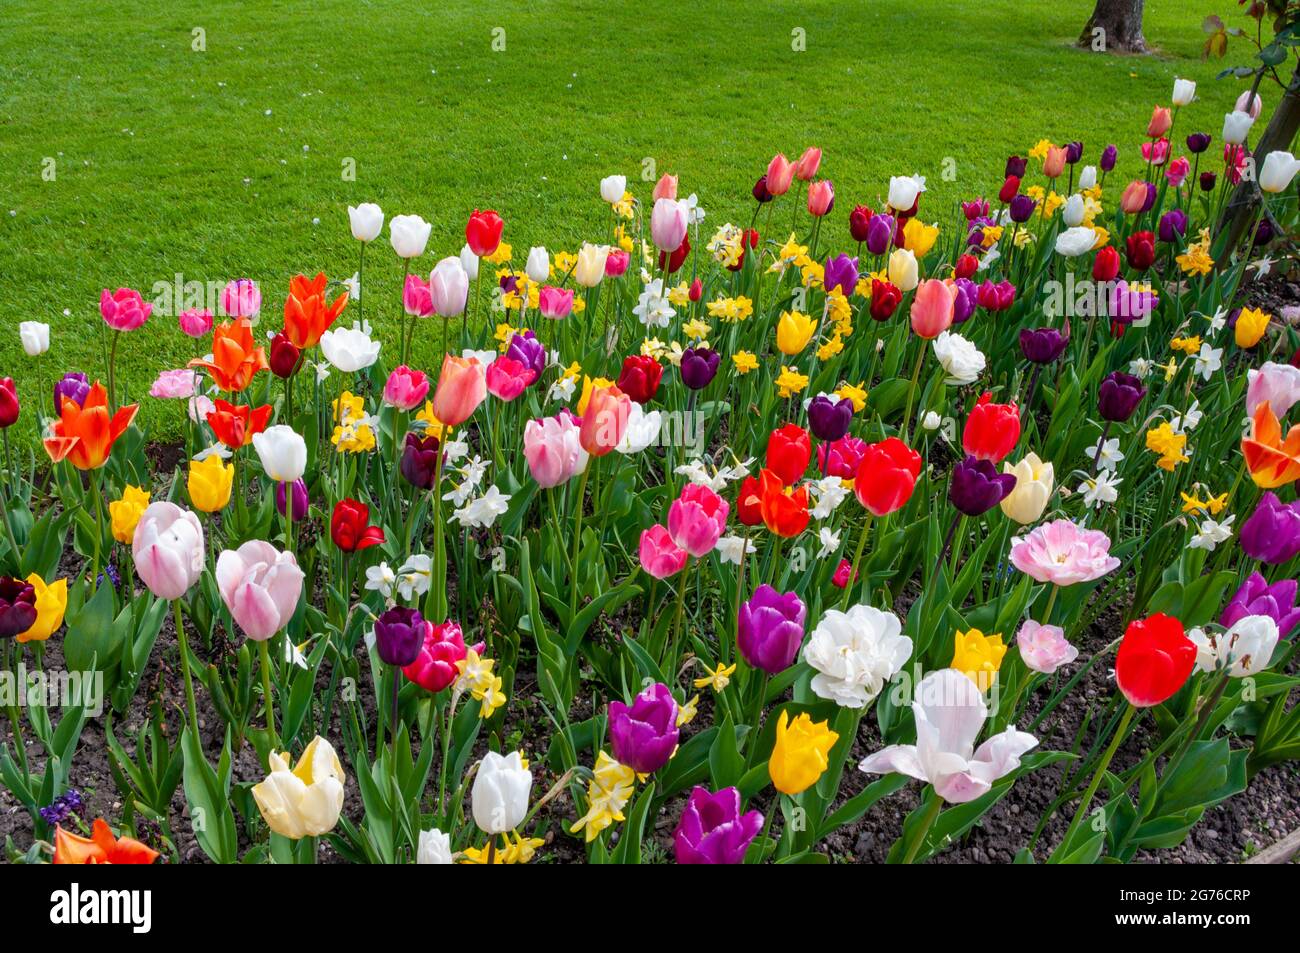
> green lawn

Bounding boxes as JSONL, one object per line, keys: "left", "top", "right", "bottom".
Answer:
{"left": 0, "top": 0, "right": 1243, "bottom": 440}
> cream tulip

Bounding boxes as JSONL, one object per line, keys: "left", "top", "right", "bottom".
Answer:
{"left": 1223, "top": 110, "right": 1254, "bottom": 146}
{"left": 574, "top": 243, "right": 608, "bottom": 288}
{"left": 252, "top": 736, "right": 346, "bottom": 839}
{"left": 252, "top": 425, "right": 308, "bottom": 483}
{"left": 887, "top": 248, "right": 918, "bottom": 292}
{"left": 1259, "top": 151, "right": 1300, "bottom": 194}
{"left": 999, "top": 453, "right": 1054, "bottom": 525}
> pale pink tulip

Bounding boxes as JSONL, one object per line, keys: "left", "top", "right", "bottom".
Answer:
{"left": 523, "top": 413, "right": 587, "bottom": 488}
{"left": 216, "top": 540, "right": 304, "bottom": 641}
{"left": 1009, "top": 519, "right": 1120, "bottom": 586}
{"left": 132, "top": 502, "right": 205, "bottom": 600}
{"left": 650, "top": 198, "right": 688, "bottom": 253}
{"left": 1246, "top": 362, "right": 1300, "bottom": 419}
{"left": 150, "top": 369, "right": 198, "bottom": 400}
{"left": 221, "top": 279, "right": 261, "bottom": 318}
{"left": 1016, "top": 620, "right": 1078, "bottom": 674}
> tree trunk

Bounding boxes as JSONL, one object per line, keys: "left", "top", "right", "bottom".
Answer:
{"left": 1078, "top": 0, "right": 1147, "bottom": 54}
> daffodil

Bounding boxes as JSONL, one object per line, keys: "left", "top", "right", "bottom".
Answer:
{"left": 569, "top": 751, "right": 637, "bottom": 842}
{"left": 835, "top": 381, "right": 868, "bottom": 412}
{"left": 775, "top": 366, "right": 810, "bottom": 399}
{"left": 1146, "top": 422, "right": 1189, "bottom": 471}
{"left": 693, "top": 660, "right": 737, "bottom": 692}
{"left": 733, "top": 351, "right": 758, "bottom": 374}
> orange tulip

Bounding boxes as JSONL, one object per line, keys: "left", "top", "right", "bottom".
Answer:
{"left": 579, "top": 384, "right": 631, "bottom": 456}
{"left": 1120, "top": 181, "right": 1148, "bottom": 214}
{"left": 284, "top": 272, "right": 349, "bottom": 349}
{"left": 1147, "top": 106, "right": 1172, "bottom": 139}
{"left": 1243, "top": 401, "right": 1300, "bottom": 488}
{"left": 43, "top": 382, "right": 137, "bottom": 470}
{"left": 207, "top": 398, "right": 272, "bottom": 449}
{"left": 53, "top": 819, "right": 159, "bottom": 864}
{"left": 190, "top": 318, "right": 268, "bottom": 393}
{"left": 431, "top": 354, "right": 487, "bottom": 428}
{"left": 758, "top": 468, "right": 810, "bottom": 538}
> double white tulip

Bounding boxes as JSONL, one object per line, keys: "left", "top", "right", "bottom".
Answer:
{"left": 803, "top": 603, "right": 913, "bottom": 709}
{"left": 1054, "top": 226, "right": 1097, "bottom": 258}
{"left": 472, "top": 750, "right": 532, "bottom": 834}
{"left": 933, "top": 331, "right": 985, "bottom": 387}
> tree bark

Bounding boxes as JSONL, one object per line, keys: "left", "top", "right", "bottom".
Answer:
{"left": 1078, "top": 0, "right": 1147, "bottom": 54}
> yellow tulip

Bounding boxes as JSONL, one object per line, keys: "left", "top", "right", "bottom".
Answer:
{"left": 769, "top": 709, "right": 839, "bottom": 796}
{"left": 188, "top": 455, "right": 233, "bottom": 513}
{"left": 252, "top": 736, "right": 346, "bottom": 839}
{"left": 999, "top": 453, "right": 1054, "bottom": 525}
{"left": 1235, "top": 307, "right": 1270, "bottom": 348}
{"left": 775, "top": 310, "right": 817, "bottom": 356}
{"left": 576, "top": 375, "right": 615, "bottom": 416}
{"left": 17, "top": 574, "right": 68, "bottom": 644}
{"left": 951, "top": 628, "right": 1006, "bottom": 692}
{"left": 108, "top": 484, "right": 150, "bottom": 544}
{"left": 903, "top": 218, "right": 939, "bottom": 257}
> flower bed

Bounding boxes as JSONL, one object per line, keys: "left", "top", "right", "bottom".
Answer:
{"left": 2, "top": 78, "right": 1300, "bottom": 865}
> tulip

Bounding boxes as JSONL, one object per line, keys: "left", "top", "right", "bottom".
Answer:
{"left": 1078, "top": 165, "right": 1098, "bottom": 190}
{"left": 100, "top": 287, "right": 151, "bottom": 332}
{"left": 869, "top": 278, "right": 902, "bottom": 320}
{"left": 216, "top": 540, "right": 303, "bottom": 641}
{"left": 807, "top": 395, "right": 853, "bottom": 442}
{"left": 1236, "top": 307, "right": 1270, "bottom": 349}
{"left": 188, "top": 455, "right": 234, "bottom": 513}
{"left": 253, "top": 736, "right": 346, "bottom": 839}
{"left": 1158, "top": 209, "right": 1188, "bottom": 244}
{"left": 431, "top": 354, "right": 487, "bottom": 428}
{"left": 320, "top": 321, "right": 381, "bottom": 373}
{"left": 951, "top": 628, "right": 1007, "bottom": 690}
{"left": 1221, "top": 573, "right": 1300, "bottom": 640}
{"left": 177, "top": 308, "right": 213, "bottom": 338}
{"left": 802, "top": 602, "right": 911, "bottom": 707}
{"left": 652, "top": 172, "right": 679, "bottom": 200}
{"left": 1016, "top": 620, "right": 1078, "bottom": 674}
{"left": 766, "top": 153, "right": 795, "bottom": 196}
{"left": 737, "top": 585, "right": 806, "bottom": 674}
{"left": 758, "top": 468, "right": 810, "bottom": 537}
{"left": 735, "top": 476, "right": 763, "bottom": 526}
{"left": 950, "top": 455, "right": 1017, "bottom": 516}
{"left": 822, "top": 254, "right": 858, "bottom": 297}
{"left": 793, "top": 146, "right": 821, "bottom": 181}
{"left": 848, "top": 204, "right": 873, "bottom": 242}
{"left": 859, "top": 668, "right": 1037, "bottom": 803}
{"left": 679, "top": 347, "right": 720, "bottom": 390}
{"left": 1098, "top": 371, "right": 1146, "bottom": 422}
{"left": 17, "top": 320, "right": 48, "bottom": 357}
{"left": 865, "top": 213, "right": 895, "bottom": 256}
{"left": 1192, "top": 616, "right": 1279, "bottom": 678}
{"left": 1093, "top": 245, "right": 1121, "bottom": 282}
{"left": 574, "top": 243, "right": 609, "bottom": 287}
{"left": 1055, "top": 227, "right": 1097, "bottom": 257}
{"left": 1061, "top": 193, "right": 1085, "bottom": 227}
{"left": 1240, "top": 491, "right": 1300, "bottom": 564}
{"left": 673, "top": 786, "right": 762, "bottom": 864}
{"left": 1247, "top": 362, "right": 1300, "bottom": 419}
{"left": 206, "top": 399, "right": 271, "bottom": 450}
{"left": 1043, "top": 145, "right": 1067, "bottom": 179}
{"left": 854, "top": 438, "right": 921, "bottom": 516}
{"left": 1260, "top": 151, "right": 1300, "bottom": 194}
{"left": 0, "top": 379, "right": 17, "bottom": 428}
{"left": 189, "top": 319, "right": 268, "bottom": 393}
{"left": 132, "top": 503, "right": 205, "bottom": 600}
{"left": 524, "top": 246, "right": 550, "bottom": 284}
{"left": 472, "top": 750, "right": 532, "bottom": 834}
{"left": 1010, "top": 518, "right": 1120, "bottom": 586}
{"left": 579, "top": 384, "right": 630, "bottom": 456}
{"left": 608, "top": 682, "right": 679, "bottom": 774}
{"left": 999, "top": 453, "right": 1054, "bottom": 525}
{"left": 668, "top": 484, "right": 729, "bottom": 557}
{"left": 485, "top": 357, "right": 536, "bottom": 402}
{"left": 639, "top": 524, "right": 688, "bottom": 578}
{"left": 910, "top": 278, "right": 953, "bottom": 338}
{"left": 400, "top": 433, "right": 441, "bottom": 490}
{"left": 963, "top": 393, "right": 1020, "bottom": 463}
{"left": 389, "top": 213, "right": 432, "bottom": 258}
{"left": 109, "top": 485, "right": 150, "bottom": 544}
{"left": 888, "top": 248, "right": 919, "bottom": 293}
{"left": 276, "top": 479, "right": 309, "bottom": 523}
{"left": 426, "top": 257, "right": 469, "bottom": 318}
{"left": 51, "top": 374, "right": 87, "bottom": 410}
{"left": 403, "top": 620, "right": 471, "bottom": 693}
{"left": 1116, "top": 614, "right": 1196, "bottom": 707}
{"left": 42, "top": 381, "right": 138, "bottom": 470}
{"left": 0, "top": 578, "right": 37, "bottom": 637}
{"left": 1186, "top": 132, "right": 1212, "bottom": 154}
{"left": 806, "top": 179, "right": 834, "bottom": 216}
{"left": 52, "top": 819, "right": 159, "bottom": 865}
{"left": 1140, "top": 137, "right": 1170, "bottom": 167}
{"left": 766, "top": 424, "right": 811, "bottom": 485}
{"left": 616, "top": 355, "right": 663, "bottom": 405}
{"left": 998, "top": 175, "right": 1020, "bottom": 204}
{"left": 465, "top": 209, "right": 504, "bottom": 258}
{"left": 417, "top": 829, "right": 452, "bottom": 865}
{"left": 1100, "top": 144, "right": 1118, "bottom": 171}
{"left": 382, "top": 365, "right": 430, "bottom": 412}
{"left": 1019, "top": 326, "right": 1069, "bottom": 364}
{"left": 1242, "top": 402, "right": 1300, "bottom": 489}
{"left": 650, "top": 198, "right": 689, "bottom": 252}
{"left": 887, "top": 175, "right": 921, "bottom": 212}
{"left": 402, "top": 273, "right": 434, "bottom": 317}
{"left": 1165, "top": 155, "right": 1190, "bottom": 188}
{"left": 1222, "top": 110, "right": 1254, "bottom": 146}
{"left": 505, "top": 330, "right": 546, "bottom": 381}
{"left": 934, "top": 330, "right": 984, "bottom": 386}
{"left": 374, "top": 606, "right": 427, "bottom": 667}
{"left": 348, "top": 202, "right": 384, "bottom": 242}
{"left": 269, "top": 334, "right": 302, "bottom": 379}
{"left": 600, "top": 174, "right": 627, "bottom": 203}
{"left": 251, "top": 425, "right": 307, "bottom": 483}
{"left": 1008, "top": 194, "right": 1037, "bottom": 222}
{"left": 775, "top": 310, "right": 817, "bottom": 356}
{"left": 523, "top": 413, "right": 587, "bottom": 489}
{"left": 331, "top": 499, "right": 385, "bottom": 553}
{"left": 769, "top": 710, "right": 838, "bottom": 795}
{"left": 539, "top": 285, "right": 574, "bottom": 319}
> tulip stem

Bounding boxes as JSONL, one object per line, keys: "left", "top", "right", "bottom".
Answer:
{"left": 841, "top": 516, "right": 872, "bottom": 611}
{"left": 1060, "top": 701, "right": 1134, "bottom": 854}
{"left": 568, "top": 463, "right": 592, "bottom": 620}
{"left": 398, "top": 259, "right": 410, "bottom": 366}
{"left": 259, "top": 638, "right": 277, "bottom": 747}
{"left": 900, "top": 341, "right": 926, "bottom": 444}
{"left": 667, "top": 559, "right": 689, "bottom": 671}
{"left": 901, "top": 792, "right": 943, "bottom": 864}
{"left": 172, "top": 599, "right": 200, "bottom": 738}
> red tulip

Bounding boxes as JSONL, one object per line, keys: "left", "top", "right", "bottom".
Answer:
{"left": 758, "top": 469, "right": 809, "bottom": 538}
{"left": 869, "top": 279, "right": 902, "bottom": 321}
{"left": 1125, "top": 231, "right": 1156, "bottom": 272}
{"left": 735, "top": 475, "right": 764, "bottom": 527}
{"left": 962, "top": 393, "right": 1020, "bottom": 463}
{"left": 726, "top": 229, "right": 760, "bottom": 272}
{"left": 954, "top": 254, "right": 978, "bottom": 280}
{"left": 1116, "top": 613, "right": 1196, "bottom": 708}
{"left": 657, "top": 234, "right": 691, "bottom": 274}
{"left": 766, "top": 424, "right": 811, "bottom": 486}
{"left": 207, "top": 399, "right": 272, "bottom": 449}
{"left": 331, "top": 499, "right": 385, "bottom": 552}
{"left": 849, "top": 204, "right": 874, "bottom": 243}
{"left": 465, "top": 209, "right": 504, "bottom": 258}
{"left": 1092, "top": 245, "right": 1121, "bottom": 282}
{"left": 998, "top": 175, "right": 1021, "bottom": 204}
{"left": 617, "top": 355, "right": 664, "bottom": 405}
{"left": 269, "top": 333, "right": 303, "bottom": 379}
{"left": 853, "top": 438, "right": 922, "bottom": 516}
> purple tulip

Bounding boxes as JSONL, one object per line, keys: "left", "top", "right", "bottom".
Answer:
{"left": 1186, "top": 132, "right": 1212, "bottom": 154}
{"left": 275, "top": 479, "right": 309, "bottom": 522}
{"left": 498, "top": 273, "right": 519, "bottom": 296}
{"left": 865, "top": 213, "right": 895, "bottom": 256}
{"left": 0, "top": 577, "right": 37, "bottom": 637}
{"left": 680, "top": 347, "right": 721, "bottom": 390}
{"left": 609, "top": 682, "right": 678, "bottom": 773}
{"left": 1008, "top": 195, "right": 1037, "bottom": 223}
{"left": 1200, "top": 171, "right": 1217, "bottom": 192}
{"left": 950, "top": 456, "right": 1017, "bottom": 516}
{"left": 53, "top": 372, "right": 90, "bottom": 411}
{"left": 952, "top": 278, "right": 977, "bottom": 324}
{"left": 1019, "top": 327, "right": 1069, "bottom": 364}
{"left": 1221, "top": 572, "right": 1300, "bottom": 640}
{"left": 1241, "top": 492, "right": 1300, "bottom": 565}
{"left": 1140, "top": 181, "right": 1158, "bottom": 213}
{"left": 1100, "top": 144, "right": 1118, "bottom": 172}
{"left": 505, "top": 330, "right": 546, "bottom": 381}
{"left": 823, "top": 254, "right": 859, "bottom": 297}
{"left": 1253, "top": 218, "right": 1276, "bottom": 247}
{"left": 1098, "top": 371, "right": 1146, "bottom": 422}
{"left": 374, "top": 606, "right": 427, "bottom": 667}
{"left": 1065, "top": 141, "right": 1084, "bottom": 164}
{"left": 1005, "top": 155, "right": 1028, "bottom": 178}
{"left": 673, "top": 786, "right": 763, "bottom": 865}
{"left": 1158, "top": 209, "right": 1188, "bottom": 243}
{"left": 400, "top": 432, "right": 441, "bottom": 490}
{"left": 737, "top": 584, "right": 807, "bottom": 674}
{"left": 807, "top": 395, "right": 853, "bottom": 443}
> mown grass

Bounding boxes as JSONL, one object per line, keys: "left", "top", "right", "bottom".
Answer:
{"left": 0, "top": 0, "right": 1244, "bottom": 439}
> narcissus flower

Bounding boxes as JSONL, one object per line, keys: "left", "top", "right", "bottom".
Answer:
{"left": 43, "top": 381, "right": 138, "bottom": 470}
{"left": 1242, "top": 402, "right": 1300, "bottom": 488}
{"left": 53, "top": 819, "right": 158, "bottom": 864}
{"left": 252, "top": 736, "right": 346, "bottom": 839}
{"left": 769, "top": 710, "right": 839, "bottom": 796}
{"left": 284, "top": 273, "right": 348, "bottom": 349}
{"left": 109, "top": 484, "right": 150, "bottom": 544}
{"left": 1115, "top": 614, "right": 1195, "bottom": 707}
{"left": 188, "top": 454, "right": 234, "bottom": 513}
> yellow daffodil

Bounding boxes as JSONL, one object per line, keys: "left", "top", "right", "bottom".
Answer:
{"left": 776, "top": 310, "right": 817, "bottom": 356}
{"left": 768, "top": 234, "right": 808, "bottom": 274}
{"left": 1235, "top": 307, "right": 1270, "bottom": 348}
{"left": 769, "top": 710, "right": 839, "bottom": 796}
{"left": 775, "top": 366, "right": 810, "bottom": 399}
{"left": 1177, "top": 230, "right": 1214, "bottom": 276}
{"left": 1146, "top": 422, "right": 1189, "bottom": 471}
{"left": 817, "top": 335, "right": 844, "bottom": 361}
{"left": 569, "top": 751, "right": 637, "bottom": 842}
{"left": 1181, "top": 491, "right": 1229, "bottom": 516}
{"left": 332, "top": 391, "right": 377, "bottom": 453}
{"left": 577, "top": 375, "right": 616, "bottom": 416}
{"left": 733, "top": 351, "right": 758, "bottom": 374}
{"left": 677, "top": 694, "right": 700, "bottom": 727}
{"left": 415, "top": 401, "right": 453, "bottom": 441}
{"left": 693, "top": 660, "right": 736, "bottom": 693}
{"left": 981, "top": 225, "right": 1003, "bottom": 248}
{"left": 1170, "top": 335, "right": 1202, "bottom": 355}
{"left": 835, "top": 381, "right": 868, "bottom": 413}
{"left": 108, "top": 484, "right": 150, "bottom": 544}
{"left": 683, "top": 318, "right": 712, "bottom": 341}
{"left": 484, "top": 242, "right": 512, "bottom": 265}
{"left": 188, "top": 455, "right": 233, "bottom": 513}
{"left": 951, "top": 628, "right": 1006, "bottom": 692}
{"left": 667, "top": 282, "right": 690, "bottom": 306}
{"left": 1029, "top": 138, "right": 1053, "bottom": 161}
{"left": 707, "top": 296, "right": 754, "bottom": 323}
{"left": 16, "top": 573, "right": 68, "bottom": 644}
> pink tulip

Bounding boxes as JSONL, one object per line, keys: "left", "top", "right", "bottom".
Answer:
{"left": 1009, "top": 519, "right": 1120, "bottom": 587}
{"left": 221, "top": 279, "right": 261, "bottom": 318}
{"left": 1235, "top": 89, "right": 1263, "bottom": 119}
{"left": 639, "top": 524, "right": 688, "bottom": 579}
{"left": 149, "top": 369, "right": 197, "bottom": 400}
{"left": 910, "top": 279, "right": 955, "bottom": 339}
{"left": 132, "top": 502, "right": 205, "bottom": 599}
{"left": 383, "top": 365, "right": 430, "bottom": 411}
{"left": 1119, "top": 180, "right": 1148, "bottom": 214}
{"left": 485, "top": 356, "right": 536, "bottom": 402}
{"left": 178, "top": 308, "right": 213, "bottom": 337}
{"left": 1016, "top": 620, "right": 1078, "bottom": 675}
{"left": 795, "top": 146, "right": 822, "bottom": 181}
{"left": 650, "top": 198, "right": 689, "bottom": 253}
{"left": 605, "top": 250, "right": 630, "bottom": 277}
{"left": 1165, "top": 156, "right": 1190, "bottom": 188}
{"left": 1246, "top": 362, "right": 1300, "bottom": 419}
{"left": 539, "top": 286, "right": 574, "bottom": 319}
{"left": 806, "top": 179, "right": 834, "bottom": 217}
{"left": 653, "top": 173, "right": 679, "bottom": 201}
{"left": 429, "top": 257, "right": 469, "bottom": 317}
{"left": 1140, "top": 138, "right": 1169, "bottom": 167}
{"left": 403, "top": 274, "right": 434, "bottom": 317}
{"left": 431, "top": 354, "right": 487, "bottom": 427}
{"left": 667, "top": 484, "right": 729, "bottom": 557}
{"left": 216, "top": 540, "right": 304, "bottom": 641}
{"left": 523, "top": 413, "right": 588, "bottom": 488}
{"left": 100, "top": 288, "right": 152, "bottom": 332}
{"left": 766, "top": 153, "right": 795, "bottom": 197}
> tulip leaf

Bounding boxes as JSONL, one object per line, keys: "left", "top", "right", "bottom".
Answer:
{"left": 179, "top": 726, "right": 238, "bottom": 865}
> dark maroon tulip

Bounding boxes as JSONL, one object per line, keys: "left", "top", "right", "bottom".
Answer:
{"left": 1008, "top": 195, "right": 1037, "bottom": 223}
{"left": 849, "top": 204, "right": 873, "bottom": 242}
{"left": 400, "top": 432, "right": 441, "bottom": 490}
{"left": 374, "top": 606, "right": 427, "bottom": 667}
{"left": 752, "top": 175, "right": 773, "bottom": 204}
{"left": 1186, "top": 133, "right": 1212, "bottom": 154}
{"left": 1200, "top": 171, "right": 1217, "bottom": 192}
{"left": 0, "top": 577, "right": 37, "bottom": 638}
{"left": 269, "top": 333, "right": 302, "bottom": 380}
{"left": 1019, "top": 327, "right": 1069, "bottom": 364}
{"left": 807, "top": 395, "right": 853, "bottom": 442}
{"left": 1098, "top": 371, "right": 1146, "bottom": 422}
{"left": 950, "top": 456, "right": 1017, "bottom": 516}
{"left": 1005, "top": 155, "right": 1028, "bottom": 178}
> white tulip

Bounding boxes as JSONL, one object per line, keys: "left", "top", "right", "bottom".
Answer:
{"left": 1078, "top": 165, "right": 1098, "bottom": 191}
{"left": 804, "top": 604, "right": 913, "bottom": 709}
{"left": 574, "top": 243, "right": 608, "bottom": 288}
{"left": 933, "top": 331, "right": 985, "bottom": 386}
{"left": 459, "top": 243, "right": 480, "bottom": 280}
{"left": 887, "top": 175, "right": 921, "bottom": 212}
{"left": 347, "top": 203, "right": 384, "bottom": 242}
{"left": 887, "top": 248, "right": 918, "bottom": 292}
{"left": 526, "top": 246, "right": 550, "bottom": 284}
{"left": 18, "top": 321, "right": 49, "bottom": 356}
{"left": 1259, "top": 151, "right": 1300, "bottom": 194}
{"left": 1222, "top": 110, "right": 1255, "bottom": 146}
{"left": 1190, "top": 616, "right": 1279, "bottom": 678}
{"left": 417, "top": 828, "right": 453, "bottom": 864}
{"left": 472, "top": 750, "right": 532, "bottom": 834}
{"left": 600, "top": 174, "right": 627, "bottom": 204}
{"left": 1054, "top": 226, "right": 1097, "bottom": 257}
{"left": 616, "top": 403, "right": 662, "bottom": 455}
{"left": 252, "top": 425, "right": 308, "bottom": 483}
{"left": 1061, "top": 193, "right": 1085, "bottom": 228}
{"left": 389, "top": 214, "right": 432, "bottom": 259}
{"left": 1171, "top": 78, "right": 1196, "bottom": 107}
{"left": 320, "top": 321, "right": 381, "bottom": 372}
